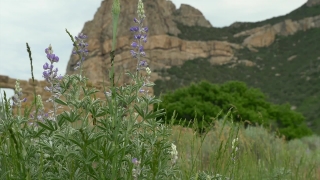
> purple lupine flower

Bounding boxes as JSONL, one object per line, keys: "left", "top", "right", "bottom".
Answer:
{"left": 43, "top": 62, "right": 49, "bottom": 69}
{"left": 130, "top": 50, "right": 137, "bottom": 58}
{"left": 132, "top": 158, "right": 140, "bottom": 165}
{"left": 131, "top": 42, "right": 138, "bottom": 48}
{"left": 139, "top": 46, "right": 143, "bottom": 52}
{"left": 72, "top": 32, "right": 89, "bottom": 70}
{"left": 130, "top": 26, "right": 139, "bottom": 32}
{"left": 139, "top": 60, "right": 147, "bottom": 66}
{"left": 140, "top": 52, "right": 145, "bottom": 56}
{"left": 46, "top": 53, "right": 59, "bottom": 62}
{"left": 134, "top": 34, "right": 142, "bottom": 40}
{"left": 142, "top": 35, "right": 147, "bottom": 43}
{"left": 141, "top": 27, "right": 148, "bottom": 33}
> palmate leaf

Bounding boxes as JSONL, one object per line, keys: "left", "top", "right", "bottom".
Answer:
{"left": 60, "top": 110, "right": 81, "bottom": 123}
{"left": 54, "top": 98, "right": 68, "bottom": 106}
{"left": 134, "top": 104, "right": 145, "bottom": 119}
{"left": 37, "top": 121, "right": 55, "bottom": 131}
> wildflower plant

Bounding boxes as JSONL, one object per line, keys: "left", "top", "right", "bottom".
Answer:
{"left": 1, "top": 0, "right": 319, "bottom": 179}
{"left": 12, "top": 80, "right": 27, "bottom": 116}
{"left": 0, "top": 0, "right": 179, "bottom": 179}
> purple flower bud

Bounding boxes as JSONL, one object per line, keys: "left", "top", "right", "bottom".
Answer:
{"left": 139, "top": 60, "right": 147, "bottom": 66}
{"left": 78, "top": 33, "right": 83, "bottom": 38}
{"left": 134, "top": 34, "right": 141, "bottom": 39}
{"left": 130, "top": 26, "right": 139, "bottom": 32}
{"left": 139, "top": 89, "right": 145, "bottom": 93}
{"left": 132, "top": 158, "right": 139, "bottom": 165}
{"left": 130, "top": 50, "right": 137, "bottom": 58}
{"left": 43, "top": 62, "right": 49, "bottom": 69}
{"left": 139, "top": 45, "right": 144, "bottom": 52}
{"left": 134, "top": 18, "right": 139, "bottom": 23}
{"left": 22, "top": 98, "right": 27, "bottom": 102}
{"left": 78, "top": 33, "right": 87, "bottom": 39}
{"left": 53, "top": 56, "right": 59, "bottom": 62}
{"left": 140, "top": 51, "right": 145, "bottom": 56}
{"left": 142, "top": 35, "right": 147, "bottom": 43}
{"left": 131, "top": 42, "right": 138, "bottom": 48}
{"left": 46, "top": 54, "right": 52, "bottom": 60}
{"left": 142, "top": 27, "right": 148, "bottom": 32}
{"left": 43, "top": 71, "right": 49, "bottom": 78}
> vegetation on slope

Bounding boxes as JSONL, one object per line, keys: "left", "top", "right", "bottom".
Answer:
{"left": 156, "top": 3, "right": 320, "bottom": 134}
{"left": 154, "top": 27, "right": 320, "bottom": 134}
{"left": 170, "top": 4, "right": 320, "bottom": 43}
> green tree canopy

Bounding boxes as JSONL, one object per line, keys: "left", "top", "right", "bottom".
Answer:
{"left": 156, "top": 80, "right": 312, "bottom": 140}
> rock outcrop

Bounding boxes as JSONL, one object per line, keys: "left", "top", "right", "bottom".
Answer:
{"left": 66, "top": 0, "right": 237, "bottom": 87}
{"left": 234, "top": 15, "right": 320, "bottom": 47}
{"left": 66, "top": 0, "right": 320, "bottom": 88}
{"left": 172, "top": 4, "right": 212, "bottom": 28}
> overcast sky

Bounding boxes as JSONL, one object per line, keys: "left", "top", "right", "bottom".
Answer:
{"left": 0, "top": 0, "right": 307, "bottom": 97}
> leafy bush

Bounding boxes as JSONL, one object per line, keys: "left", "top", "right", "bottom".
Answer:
{"left": 156, "top": 80, "right": 312, "bottom": 139}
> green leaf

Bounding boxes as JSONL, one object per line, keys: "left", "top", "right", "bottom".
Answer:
{"left": 134, "top": 104, "right": 145, "bottom": 118}
{"left": 54, "top": 98, "right": 68, "bottom": 106}
{"left": 145, "top": 109, "right": 166, "bottom": 120}
{"left": 37, "top": 121, "right": 54, "bottom": 131}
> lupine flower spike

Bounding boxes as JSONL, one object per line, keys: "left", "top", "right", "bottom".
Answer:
{"left": 130, "top": 0, "right": 149, "bottom": 73}
{"left": 12, "top": 80, "right": 27, "bottom": 108}
{"left": 130, "top": 0, "right": 153, "bottom": 95}
{"left": 43, "top": 44, "right": 63, "bottom": 120}
{"left": 72, "top": 33, "right": 89, "bottom": 70}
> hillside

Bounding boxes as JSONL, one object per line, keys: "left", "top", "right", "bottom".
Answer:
{"left": 154, "top": 2, "right": 320, "bottom": 134}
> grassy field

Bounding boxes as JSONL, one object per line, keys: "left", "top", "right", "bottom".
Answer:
{"left": 170, "top": 119, "right": 320, "bottom": 179}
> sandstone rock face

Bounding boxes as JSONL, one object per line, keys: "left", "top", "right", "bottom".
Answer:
{"left": 172, "top": 4, "right": 212, "bottom": 28}
{"left": 66, "top": 0, "right": 235, "bottom": 87}
{"left": 307, "top": 0, "right": 320, "bottom": 7}
{"left": 66, "top": 0, "right": 320, "bottom": 88}
{"left": 234, "top": 15, "right": 320, "bottom": 47}
{"left": 242, "top": 25, "right": 276, "bottom": 47}
{"left": 238, "top": 60, "right": 255, "bottom": 67}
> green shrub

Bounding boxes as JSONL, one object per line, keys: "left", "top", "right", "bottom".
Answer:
{"left": 156, "top": 80, "right": 312, "bottom": 139}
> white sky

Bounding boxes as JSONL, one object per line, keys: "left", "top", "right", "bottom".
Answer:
{"left": 0, "top": 0, "right": 307, "bottom": 97}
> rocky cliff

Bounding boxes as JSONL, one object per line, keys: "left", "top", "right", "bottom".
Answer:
{"left": 65, "top": 0, "right": 239, "bottom": 88}
{"left": 66, "top": 0, "right": 320, "bottom": 89}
